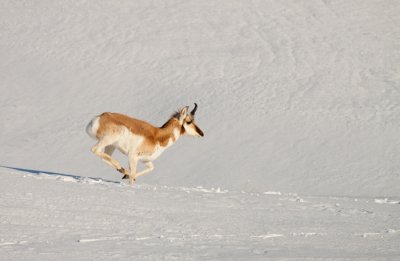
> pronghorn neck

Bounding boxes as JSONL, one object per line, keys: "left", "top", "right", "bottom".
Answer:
{"left": 157, "top": 118, "right": 182, "bottom": 147}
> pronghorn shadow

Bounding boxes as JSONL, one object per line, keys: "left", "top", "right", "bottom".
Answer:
{"left": 0, "top": 165, "right": 121, "bottom": 184}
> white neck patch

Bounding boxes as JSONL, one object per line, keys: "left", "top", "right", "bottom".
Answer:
{"left": 173, "top": 128, "right": 180, "bottom": 141}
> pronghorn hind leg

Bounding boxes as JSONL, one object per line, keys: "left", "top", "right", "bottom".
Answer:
{"left": 91, "top": 142, "right": 128, "bottom": 176}
{"left": 134, "top": 161, "right": 154, "bottom": 178}
{"left": 104, "top": 145, "right": 129, "bottom": 175}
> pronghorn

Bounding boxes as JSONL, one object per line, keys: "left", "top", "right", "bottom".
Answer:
{"left": 86, "top": 104, "right": 204, "bottom": 184}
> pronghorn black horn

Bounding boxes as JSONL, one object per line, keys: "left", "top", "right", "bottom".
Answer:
{"left": 191, "top": 103, "right": 198, "bottom": 116}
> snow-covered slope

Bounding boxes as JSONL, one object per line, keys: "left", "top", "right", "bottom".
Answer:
{"left": 1, "top": 0, "right": 400, "bottom": 197}
{"left": 1, "top": 168, "right": 399, "bottom": 260}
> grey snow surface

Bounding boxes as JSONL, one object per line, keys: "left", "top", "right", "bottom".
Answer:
{"left": 1, "top": 170, "right": 399, "bottom": 260}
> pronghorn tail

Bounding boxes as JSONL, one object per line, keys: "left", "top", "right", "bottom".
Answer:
{"left": 86, "top": 116, "right": 100, "bottom": 140}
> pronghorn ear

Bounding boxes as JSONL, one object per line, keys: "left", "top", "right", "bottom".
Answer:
{"left": 179, "top": 106, "right": 189, "bottom": 123}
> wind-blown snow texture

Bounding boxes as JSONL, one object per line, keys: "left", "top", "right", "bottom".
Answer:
{"left": 1, "top": 0, "right": 400, "bottom": 196}
{"left": 1, "top": 0, "right": 400, "bottom": 259}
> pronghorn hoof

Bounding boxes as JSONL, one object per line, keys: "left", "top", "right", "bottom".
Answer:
{"left": 122, "top": 174, "right": 129, "bottom": 179}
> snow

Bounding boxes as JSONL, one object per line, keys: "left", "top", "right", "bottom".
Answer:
{"left": 1, "top": 0, "right": 400, "bottom": 259}
{"left": 1, "top": 169, "right": 400, "bottom": 260}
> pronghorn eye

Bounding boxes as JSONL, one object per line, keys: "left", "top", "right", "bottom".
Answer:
{"left": 186, "top": 121, "right": 193, "bottom": 124}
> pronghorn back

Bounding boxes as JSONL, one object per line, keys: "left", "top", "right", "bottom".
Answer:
{"left": 95, "top": 112, "right": 158, "bottom": 139}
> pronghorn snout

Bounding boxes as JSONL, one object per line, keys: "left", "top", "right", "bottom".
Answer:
{"left": 183, "top": 121, "right": 204, "bottom": 137}
{"left": 195, "top": 125, "right": 204, "bottom": 137}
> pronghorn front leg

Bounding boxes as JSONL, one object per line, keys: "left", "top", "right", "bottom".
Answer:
{"left": 134, "top": 161, "right": 154, "bottom": 178}
{"left": 127, "top": 153, "right": 138, "bottom": 185}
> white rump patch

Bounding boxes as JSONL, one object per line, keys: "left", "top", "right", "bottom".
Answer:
{"left": 86, "top": 116, "right": 100, "bottom": 139}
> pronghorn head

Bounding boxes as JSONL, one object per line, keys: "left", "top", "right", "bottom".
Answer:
{"left": 178, "top": 103, "right": 204, "bottom": 137}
